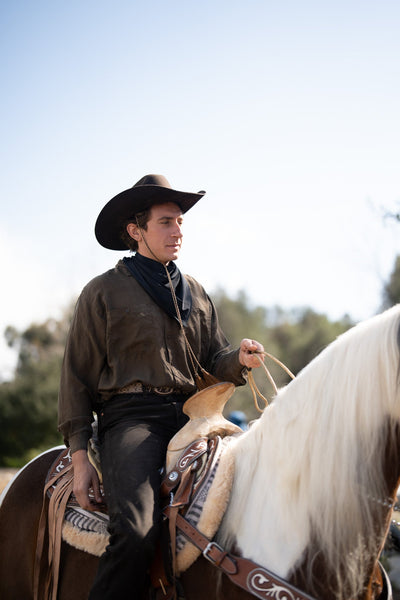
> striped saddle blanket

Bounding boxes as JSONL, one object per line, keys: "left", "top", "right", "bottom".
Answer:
{"left": 47, "top": 434, "right": 235, "bottom": 573}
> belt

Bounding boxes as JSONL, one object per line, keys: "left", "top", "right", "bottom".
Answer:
{"left": 116, "top": 382, "right": 188, "bottom": 396}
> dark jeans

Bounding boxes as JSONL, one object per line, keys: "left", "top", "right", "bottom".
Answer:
{"left": 88, "top": 392, "right": 189, "bottom": 600}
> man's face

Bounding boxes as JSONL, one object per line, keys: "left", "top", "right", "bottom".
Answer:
{"left": 135, "top": 202, "right": 184, "bottom": 264}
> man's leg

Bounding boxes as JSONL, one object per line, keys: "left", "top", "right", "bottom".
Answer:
{"left": 89, "top": 396, "right": 187, "bottom": 599}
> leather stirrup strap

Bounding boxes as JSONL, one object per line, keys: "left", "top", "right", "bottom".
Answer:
{"left": 164, "top": 507, "right": 317, "bottom": 600}
{"left": 378, "top": 561, "right": 393, "bottom": 600}
{"left": 168, "top": 505, "right": 179, "bottom": 600}
{"left": 33, "top": 462, "right": 74, "bottom": 600}
{"left": 47, "top": 471, "right": 74, "bottom": 599}
{"left": 167, "top": 466, "right": 197, "bottom": 599}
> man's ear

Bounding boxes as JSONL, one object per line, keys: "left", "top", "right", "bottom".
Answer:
{"left": 126, "top": 223, "right": 140, "bottom": 241}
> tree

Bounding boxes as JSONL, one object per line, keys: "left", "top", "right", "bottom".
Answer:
{"left": 0, "top": 306, "right": 74, "bottom": 465}
{"left": 270, "top": 307, "right": 353, "bottom": 376}
{"left": 382, "top": 255, "right": 400, "bottom": 309}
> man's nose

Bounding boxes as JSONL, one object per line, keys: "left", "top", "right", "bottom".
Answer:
{"left": 172, "top": 223, "right": 183, "bottom": 237}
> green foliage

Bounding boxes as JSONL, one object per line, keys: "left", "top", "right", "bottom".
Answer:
{"left": 0, "top": 362, "right": 62, "bottom": 465}
{"left": 213, "top": 288, "right": 270, "bottom": 347}
{"left": 0, "top": 307, "right": 74, "bottom": 466}
{"left": 269, "top": 308, "right": 353, "bottom": 376}
{"left": 382, "top": 255, "right": 400, "bottom": 310}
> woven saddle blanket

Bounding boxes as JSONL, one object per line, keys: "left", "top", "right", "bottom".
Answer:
{"left": 47, "top": 434, "right": 235, "bottom": 573}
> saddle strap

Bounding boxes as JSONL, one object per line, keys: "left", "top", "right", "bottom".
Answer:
{"left": 161, "top": 438, "right": 209, "bottom": 497}
{"left": 378, "top": 561, "right": 393, "bottom": 600}
{"left": 168, "top": 468, "right": 195, "bottom": 578}
{"left": 33, "top": 459, "right": 74, "bottom": 600}
{"left": 164, "top": 507, "right": 317, "bottom": 600}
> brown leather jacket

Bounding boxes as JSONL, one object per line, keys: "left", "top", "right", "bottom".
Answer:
{"left": 58, "top": 260, "right": 246, "bottom": 453}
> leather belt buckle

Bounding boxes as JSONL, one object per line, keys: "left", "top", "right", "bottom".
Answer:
{"left": 153, "top": 386, "right": 175, "bottom": 396}
{"left": 117, "top": 383, "right": 185, "bottom": 396}
{"left": 203, "top": 542, "right": 237, "bottom": 574}
{"left": 203, "top": 541, "right": 225, "bottom": 564}
{"left": 117, "top": 382, "right": 143, "bottom": 394}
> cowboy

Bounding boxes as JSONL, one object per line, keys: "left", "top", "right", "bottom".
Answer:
{"left": 58, "top": 174, "right": 265, "bottom": 599}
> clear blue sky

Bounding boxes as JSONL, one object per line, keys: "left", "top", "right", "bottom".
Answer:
{"left": 1, "top": 0, "right": 400, "bottom": 377}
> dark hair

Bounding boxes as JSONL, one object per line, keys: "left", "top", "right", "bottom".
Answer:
{"left": 119, "top": 209, "right": 151, "bottom": 251}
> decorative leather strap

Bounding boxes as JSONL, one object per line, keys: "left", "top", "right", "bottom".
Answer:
{"left": 34, "top": 460, "right": 74, "bottom": 600}
{"left": 161, "top": 438, "right": 209, "bottom": 497}
{"left": 164, "top": 507, "right": 316, "bottom": 600}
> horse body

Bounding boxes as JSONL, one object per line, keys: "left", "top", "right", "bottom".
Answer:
{"left": 0, "top": 447, "right": 98, "bottom": 600}
{"left": 2, "top": 305, "right": 400, "bottom": 600}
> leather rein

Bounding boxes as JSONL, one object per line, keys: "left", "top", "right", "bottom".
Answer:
{"left": 162, "top": 437, "right": 316, "bottom": 600}
{"left": 164, "top": 505, "right": 316, "bottom": 600}
{"left": 161, "top": 437, "right": 392, "bottom": 600}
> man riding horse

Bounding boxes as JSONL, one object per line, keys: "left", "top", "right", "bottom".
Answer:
{"left": 58, "top": 174, "right": 265, "bottom": 599}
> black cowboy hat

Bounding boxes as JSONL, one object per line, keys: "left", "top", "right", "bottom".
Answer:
{"left": 95, "top": 174, "right": 206, "bottom": 250}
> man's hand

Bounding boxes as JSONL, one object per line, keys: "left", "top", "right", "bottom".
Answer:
{"left": 71, "top": 449, "right": 103, "bottom": 511}
{"left": 239, "top": 338, "right": 265, "bottom": 369}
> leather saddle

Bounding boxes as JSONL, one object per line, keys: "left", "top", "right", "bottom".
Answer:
{"left": 34, "top": 383, "right": 240, "bottom": 600}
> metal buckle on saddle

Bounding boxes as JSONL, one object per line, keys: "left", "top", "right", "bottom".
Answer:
{"left": 160, "top": 438, "right": 211, "bottom": 499}
{"left": 203, "top": 541, "right": 232, "bottom": 568}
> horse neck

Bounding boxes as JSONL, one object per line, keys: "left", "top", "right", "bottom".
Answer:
{"left": 219, "top": 404, "right": 400, "bottom": 600}
{"left": 218, "top": 307, "right": 400, "bottom": 600}
{"left": 292, "top": 421, "right": 400, "bottom": 600}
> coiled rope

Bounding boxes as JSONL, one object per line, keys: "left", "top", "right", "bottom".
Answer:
{"left": 248, "top": 351, "right": 295, "bottom": 413}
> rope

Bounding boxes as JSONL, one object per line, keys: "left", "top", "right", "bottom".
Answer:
{"left": 162, "top": 264, "right": 205, "bottom": 377}
{"left": 134, "top": 221, "right": 217, "bottom": 388}
{"left": 247, "top": 351, "right": 295, "bottom": 413}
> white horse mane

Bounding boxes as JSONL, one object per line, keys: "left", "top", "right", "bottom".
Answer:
{"left": 218, "top": 305, "right": 400, "bottom": 599}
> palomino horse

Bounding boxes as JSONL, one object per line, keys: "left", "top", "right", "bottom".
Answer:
{"left": 1, "top": 305, "right": 400, "bottom": 600}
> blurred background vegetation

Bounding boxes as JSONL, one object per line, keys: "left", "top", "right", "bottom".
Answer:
{"left": 1, "top": 252, "right": 400, "bottom": 467}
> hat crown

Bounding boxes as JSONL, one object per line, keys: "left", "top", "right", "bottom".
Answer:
{"left": 95, "top": 174, "right": 205, "bottom": 250}
{"left": 134, "top": 174, "right": 172, "bottom": 189}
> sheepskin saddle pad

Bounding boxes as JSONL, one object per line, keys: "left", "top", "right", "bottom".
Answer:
{"left": 161, "top": 434, "right": 236, "bottom": 573}
{"left": 45, "top": 434, "right": 236, "bottom": 568}
{"left": 46, "top": 383, "right": 241, "bottom": 567}
{"left": 44, "top": 446, "right": 110, "bottom": 558}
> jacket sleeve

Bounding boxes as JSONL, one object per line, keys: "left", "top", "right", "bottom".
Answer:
{"left": 205, "top": 295, "right": 248, "bottom": 386}
{"left": 58, "top": 284, "right": 107, "bottom": 453}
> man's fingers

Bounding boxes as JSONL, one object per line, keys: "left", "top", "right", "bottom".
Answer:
{"left": 91, "top": 474, "right": 103, "bottom": 505}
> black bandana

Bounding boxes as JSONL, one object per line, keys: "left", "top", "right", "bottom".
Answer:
{"left": 123, "top": 254, "right": 192, "bottom": 326}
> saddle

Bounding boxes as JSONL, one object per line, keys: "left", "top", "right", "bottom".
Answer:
{"left": 33, "top": 434, "right": 236, "bottom": 600}
{"left": 33, "top": 382, "right": 241, "bottom": 600}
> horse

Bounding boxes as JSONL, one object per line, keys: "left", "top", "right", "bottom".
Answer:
{"left": 1, "top": 304, "right": 400, "bottom": 600}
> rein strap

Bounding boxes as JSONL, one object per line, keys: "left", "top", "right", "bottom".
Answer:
{"left": 164, "top": 506, "right": 316, "bottom": 600}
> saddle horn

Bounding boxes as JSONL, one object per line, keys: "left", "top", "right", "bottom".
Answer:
{"left": 166, "top": 382, "right": 242, "bottom": 471}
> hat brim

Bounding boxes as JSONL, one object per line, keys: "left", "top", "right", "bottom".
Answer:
{"left": 95, "top": 184, "right": 205, "bottom": 250}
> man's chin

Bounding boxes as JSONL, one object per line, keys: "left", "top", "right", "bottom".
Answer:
{"left": 168, "top": 250, "right": 180, "bottom": 261}
{"left": 161, "top": 253, "right": 179, "bottom": 264}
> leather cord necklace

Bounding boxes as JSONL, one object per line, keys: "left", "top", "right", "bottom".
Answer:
{"left": 134, "top": 220, "right": 219, "bottom": 391}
